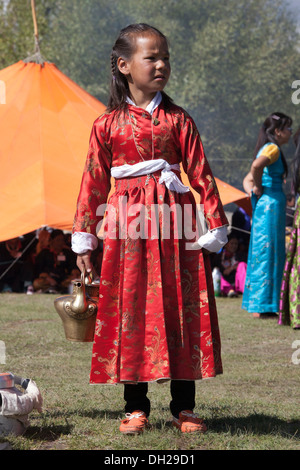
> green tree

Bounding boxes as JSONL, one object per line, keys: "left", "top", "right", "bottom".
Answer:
{"left": 41, "top": 0, "right": 132, "bottom": 101}
{"left": 0, "top": 0, "right": 52, "bottom": 68}
{"left": 172, "top": 0, "right": 299, "bottom": 186}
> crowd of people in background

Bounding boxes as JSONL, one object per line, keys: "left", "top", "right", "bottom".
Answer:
{"left": 0, "top": 228, "right": 102, "bottom": 294}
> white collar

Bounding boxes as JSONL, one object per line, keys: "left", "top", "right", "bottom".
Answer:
{"left": 126, "top": 92, "right": 162, "bottom": 115}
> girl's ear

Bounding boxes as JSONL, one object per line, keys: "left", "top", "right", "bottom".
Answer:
{"left": 275, "top": 128, "right": 282, "bottom": 139}
{"left": 117, "top": 57, "right": 130, "bottom": 77}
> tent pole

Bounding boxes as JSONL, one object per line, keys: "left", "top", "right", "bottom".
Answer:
{"left": 24, "top": 0, "right": 45, "bottom": 64}
{"left": 31, "top": 0, "right": 40, "bottom": 54}
{"left": 31, "top": 0, "right": 39, "bottom": 41}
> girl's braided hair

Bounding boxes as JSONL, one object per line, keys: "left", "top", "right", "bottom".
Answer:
{"left": 107, "top": 23, "right": 172, "bottom": 112}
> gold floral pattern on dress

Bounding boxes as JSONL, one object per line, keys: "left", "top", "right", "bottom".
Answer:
{"left": 72, "top": 202, "right": 97, "bottom": 233}
{"left": 73, "top": 102, "right": 228, "bottom": 384}
{"left": 94, "top": 318, "right": 105, "bottom": 337}
{"left": 84, "top": 148, "right": 101, "bottom": 179}
{"left": 96, "top": 347, "right": 118, "bottom": 383}
{"left": 145, "top": 326, "right": 169, "bottom": 376}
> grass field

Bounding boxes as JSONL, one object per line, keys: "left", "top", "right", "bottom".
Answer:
{"left": 0, "top": 293, "right": 299, "bottom": 451}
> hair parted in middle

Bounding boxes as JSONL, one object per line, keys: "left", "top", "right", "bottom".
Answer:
{"left": 107, "top": 23, "right": 172, "bottom": 112}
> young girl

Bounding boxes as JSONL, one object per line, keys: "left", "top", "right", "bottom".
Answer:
{"left": 242, "top": 112, "right": 292, "bottom": 318}
{"left": 72, "top": 23, "right": 228, "bottom": 434}
{"left": 214, "top": 233, "right": 247, "bottom": 297}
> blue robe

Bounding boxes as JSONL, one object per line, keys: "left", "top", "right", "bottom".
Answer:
{"left": 242, "top": 143, "right": 286, "bottom": 313}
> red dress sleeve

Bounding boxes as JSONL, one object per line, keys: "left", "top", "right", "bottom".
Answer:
{"left": 178, "top": 111, "right": 228, "bottom": 230}
{"left": 72, "top": 116, "right": 112, "bottom": 237}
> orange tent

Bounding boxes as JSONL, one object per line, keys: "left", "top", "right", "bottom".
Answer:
{"left": 0, "top": 60, "right": 106, "bottom": 242}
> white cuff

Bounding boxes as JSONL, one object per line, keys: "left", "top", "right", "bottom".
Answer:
{"left": 197, "top": 226, "right": 228, "bottom": 253}
{"left": 71, "top": 232, "right": 98, "bottom": 254}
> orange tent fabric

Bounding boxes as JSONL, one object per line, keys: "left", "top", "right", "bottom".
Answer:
{"left": 0, "top": 60, "right": 250, "bottom": 242}
{"left": 214, "top": 177, "right": 250, "bottom": 210}
{"left": 0, "top": 60, "right": 106, "bottom": 242}
{"left": 214, "top": 177, "right": 251, "bottom": 215}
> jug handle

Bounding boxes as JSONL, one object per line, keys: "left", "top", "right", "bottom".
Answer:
{"left": 85, "top": 270, "right": 94, "bottom": 285}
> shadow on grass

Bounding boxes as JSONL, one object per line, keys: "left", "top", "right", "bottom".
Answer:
{"left": 44, "top": 408, "right": 124, "bottom": 420}
{"left": 23, "top": 408, "right": 300, "bottom": 442}
{"left": 150, "top": 413, "right": 300, "bottom": 439}
{"left": 207, "top": 414, "right": 300, "bottom": 439}
{"left": 23, "top": 423, "right": 72, "bottom": 442}
{"left": 21, "top": 408, "right": 124, "bottom": 443}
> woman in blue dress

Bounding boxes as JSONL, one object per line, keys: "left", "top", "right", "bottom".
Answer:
{"left": 242, "top": 112, "right": 293, "bottom": 318}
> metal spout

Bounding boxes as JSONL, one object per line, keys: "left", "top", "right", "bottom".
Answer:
{"left": 70, "top": 270, "right": 88, "bottom": 314}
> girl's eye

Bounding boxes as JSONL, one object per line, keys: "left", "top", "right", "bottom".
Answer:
{"left": 145, "top": 56, "right": 170, "bottom": 62}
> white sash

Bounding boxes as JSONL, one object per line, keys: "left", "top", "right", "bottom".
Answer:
{"left": 111, "top": 159, "right": 190, "bottom": 194}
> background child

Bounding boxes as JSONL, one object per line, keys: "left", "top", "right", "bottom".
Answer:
{"left": 214, "top": 233, "right": 247, "bottom": 297}
{"left": 72, "top": 23, "right": 228, "bottom": 434}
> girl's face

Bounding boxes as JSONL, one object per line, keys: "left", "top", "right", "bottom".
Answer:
{"left": 226, "top": 238, "right": 238, "bottom": 254}
{"left": 275, "top": 126, "right": 292, "bottom": 146}
{"left": 118, "top": 33, "right": 171, "bottom": 106}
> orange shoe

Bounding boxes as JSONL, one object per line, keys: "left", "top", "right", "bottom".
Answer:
{"left": 172, "top": 410, "right": 207, "bottom": 433}
{"left": 119, "top": 410, "right": 149, "bottom": 435}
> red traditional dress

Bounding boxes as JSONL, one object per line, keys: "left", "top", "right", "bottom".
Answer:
{"left": 72, "top": 94, "right": 228, "bottom": 384}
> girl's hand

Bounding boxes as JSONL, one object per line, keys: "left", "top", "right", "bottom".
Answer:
{"left": 243, "top": 172, "right": 254, "bottom": 197}
{"left": 250, "top": 154, "right": 269, "bottom": 198}
{"left": 252, "top": 184, "right": 263, "bottom": 198}
{"left": 76, "top": 250, "right": 93, "bottom": 273}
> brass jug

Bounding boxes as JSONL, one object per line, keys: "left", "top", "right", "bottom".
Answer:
{"left": 54, "top": 270, "right": 99, "bottom": 342}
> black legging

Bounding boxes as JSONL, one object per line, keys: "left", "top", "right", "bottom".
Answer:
{"left": 124, "top": 380, "right": 195, "bottom": 418}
